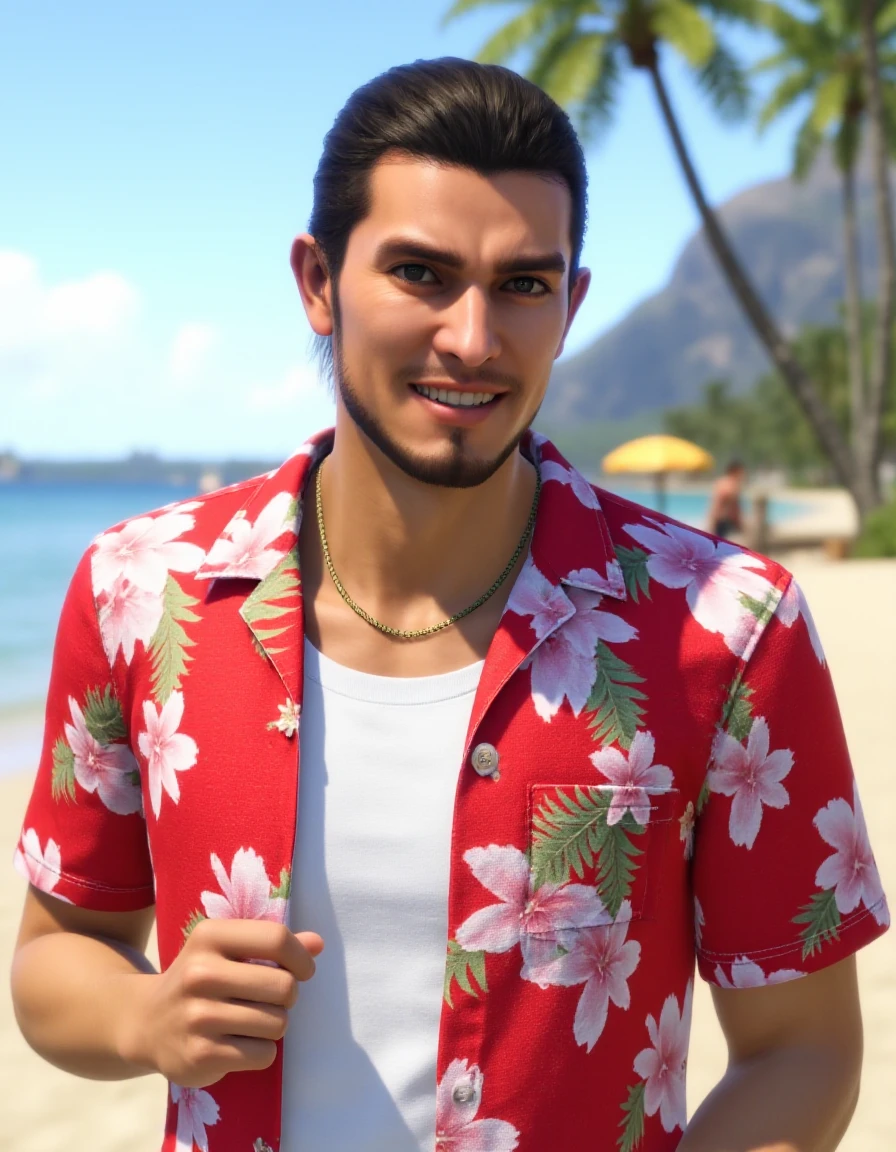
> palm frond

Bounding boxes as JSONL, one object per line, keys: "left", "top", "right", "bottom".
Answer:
{"left": 579, "top": 40, "right": 622, "bottom": 137}
{"left": 756, "top": 67, "right": 816, "bottom": 131}
{"left": 528, "top": 18, "right": 583, "bottom": 90}
{"left": 809, "top": 70, "right": 849, "bottom": 133}
{"left": 698, "top": 43, "right": 751, "bottom": 120}
{"left": 443, "top": 0, "right": 528, "bottom": 28}
{"left": 475, "top": 1, "right": 567, "bottom": 64}
{"left": 793, "top": 116, "right": 824, "bottom": 180}
{"left": 877, "top": 0, "right": 896, "bottom": 36}
{"left": 541, "top": 31, "right": 611, "bottom": 106}
{"left": 653, "top": 0, "right": 716, "bottom": 68}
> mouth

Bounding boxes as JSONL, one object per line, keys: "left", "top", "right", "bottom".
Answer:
{"left": 410, "top": 383, "right": 503, "bottom": 410}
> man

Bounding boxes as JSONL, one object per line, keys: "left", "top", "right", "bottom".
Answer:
{"left": 707, "top": 459, "right": 747, "bottom": 539}
{"left": 11, "top": 59, "right": 889, "bottom": 1152}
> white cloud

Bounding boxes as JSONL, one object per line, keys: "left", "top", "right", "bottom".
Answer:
{"left": 246, "top": 361, "right": 328, "bottom": 411}
{"left": 169, "top": 321, "right": 218, "bottom": 383}
{"left": 0, "top": 252, "right": 138, "bottom": 352}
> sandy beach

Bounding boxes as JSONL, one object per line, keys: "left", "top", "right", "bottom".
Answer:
{"left": 0, "top": 554, "right": 893, "bottom": 1151}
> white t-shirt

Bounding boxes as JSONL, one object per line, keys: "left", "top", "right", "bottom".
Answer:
{"left": 281, "top": 640, "right": 484, "bottom": 1151}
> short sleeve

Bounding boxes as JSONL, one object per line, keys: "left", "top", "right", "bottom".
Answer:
{"left": 13, "top": 548, "right": 155, "bottom": 911}
{"left": 692, "top": 576, "right": 889, "bottom": 988}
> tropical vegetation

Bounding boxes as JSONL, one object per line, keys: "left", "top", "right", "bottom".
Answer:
{"left": 444, "top": 0, "right": 896, "bottom": 522}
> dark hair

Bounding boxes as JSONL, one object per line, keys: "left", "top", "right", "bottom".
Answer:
{"left": 308, "top": 57, "right": 588, "bottom": 377}
{"left": 726, "top": 458, "right": 746, "bottom": 474}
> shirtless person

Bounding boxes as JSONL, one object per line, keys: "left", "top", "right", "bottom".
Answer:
{"left": 708, "top": 458, "right": 746, "bottom": 538}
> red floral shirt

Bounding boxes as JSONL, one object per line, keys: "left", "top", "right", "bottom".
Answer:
{"left": 16, "top": 429, "right": 889, "bottom": 1152}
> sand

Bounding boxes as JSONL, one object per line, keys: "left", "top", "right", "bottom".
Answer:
{"left": 0, "top": 555, "right": 893, "bottom": 1151}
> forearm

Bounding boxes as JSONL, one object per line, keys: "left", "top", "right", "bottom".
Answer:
{"left": 680, "top": 1045, "right": 861, "bottom": 1152}
{"left": 11, "top": 930, "right": 158, "bottom": 1080}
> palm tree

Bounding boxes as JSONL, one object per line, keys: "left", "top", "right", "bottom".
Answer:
{"left": 755, "top": 0, "right": 896, "bottom": 508}
{"left": 755, "top": 0, "right": 896, "bottom": 511}
{"left": 860, "top": 0, "right": 896, "bottom": 500}
{"left": 443, "top": 0, "right": 867, "bottom": 512}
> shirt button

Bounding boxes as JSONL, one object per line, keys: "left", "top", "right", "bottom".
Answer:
{"left": 471, "top": 743, "right": 499, "bottom": 777}
{"left": 452, "top": 1082, "right": 478, "bottom": 1106}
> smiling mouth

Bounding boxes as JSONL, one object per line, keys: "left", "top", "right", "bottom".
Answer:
{"left": 411, "top": 383, "right": 502, "bottom": 409}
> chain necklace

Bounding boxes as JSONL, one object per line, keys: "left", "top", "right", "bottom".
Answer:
{"left": 314, "top": 462, "right": 541, "bottom": 640}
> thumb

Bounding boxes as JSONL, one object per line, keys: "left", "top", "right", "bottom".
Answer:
{"left": 295, "top": 931, "right": 325, "bottom": 958}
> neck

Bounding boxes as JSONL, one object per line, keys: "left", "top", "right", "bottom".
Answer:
{"left": 310, "top": 419, "right": 536, "bottom": 631}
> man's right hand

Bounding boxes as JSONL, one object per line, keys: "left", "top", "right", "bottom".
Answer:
{"left": 118, "top": 919, "right": 324, "bottom": 1087}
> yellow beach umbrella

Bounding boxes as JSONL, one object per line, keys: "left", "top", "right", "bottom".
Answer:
{"left": 602, "top": 435, "right": 714, "bottom": 513}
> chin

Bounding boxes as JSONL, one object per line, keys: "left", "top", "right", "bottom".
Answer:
{"left": 339, "top": 368, "right": 530, "bottom": 489}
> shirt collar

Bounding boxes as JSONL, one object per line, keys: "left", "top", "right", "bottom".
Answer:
{"left": 194, "top": 426, "right": 625, "bottom": 603}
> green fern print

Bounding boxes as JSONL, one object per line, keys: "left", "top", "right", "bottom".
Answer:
{"left": 531, "top": 787, "right": 645, "bottom": 917}
{"left": 242, "top": 549, "right": 300, "bottom": 659}
{"left": 443, "top": 939, "right": 488, "bottom": 1008}
{"left": 585, "top": 641, "right": 648, "bottom": 750}
{"left": 149, "top": 575, "right": 200, "bottom": 703}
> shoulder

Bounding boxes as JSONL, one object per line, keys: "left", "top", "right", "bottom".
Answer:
{"left": 90, "top": 471, "right": 272, "bottom": 553}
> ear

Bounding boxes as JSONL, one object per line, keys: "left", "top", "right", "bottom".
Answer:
{"left": 554, "top": 267, "right": 591, "bottom": 361}
{"left": 290, "top": 233, "right": 334, "bottom": 337}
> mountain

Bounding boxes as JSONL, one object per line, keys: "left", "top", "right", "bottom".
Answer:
{"left": 543, "top": 151, "right": 884, "bottom": 425}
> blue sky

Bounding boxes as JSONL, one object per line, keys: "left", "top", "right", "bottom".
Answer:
{"left": 1, "top": 0, "right": 803, "bottom": 460}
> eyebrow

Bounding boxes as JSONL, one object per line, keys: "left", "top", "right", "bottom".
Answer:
{"left": 374, "top": 237, "right": 567, "bottom": 277}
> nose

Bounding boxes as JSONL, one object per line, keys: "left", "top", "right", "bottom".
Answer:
{"left": 431, "top": 286, "right": 501, "bottom": 367}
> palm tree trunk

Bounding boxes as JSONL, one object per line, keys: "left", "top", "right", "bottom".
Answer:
{"left": 860, "top": 0, "right": 894, "bottom": 506}
{"left": 842, "top": 162, "right": 867, "bottom": 464}
{"left": 646, "top": 60, "right": 862, "bottom": 507}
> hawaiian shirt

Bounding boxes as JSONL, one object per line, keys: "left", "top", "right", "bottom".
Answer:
{"left": 15, "top": 429, "right": 889, "bottom": 1152}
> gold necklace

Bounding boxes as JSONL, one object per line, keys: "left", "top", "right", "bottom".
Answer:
{"left": 314, "top": 462, "right": 541, "bottom": 640}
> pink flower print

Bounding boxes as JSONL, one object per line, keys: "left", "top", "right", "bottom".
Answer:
{"left": 777, "top": 578, "right": 826, "bottom": 665}
{"left": 435, "top": 1060, "right": 519, "bottom": 1152}
{"left": 170, "top": 1083, "right": 220, "bottom": 1151}
{"left": 455, "top": 845, "right": 605, "bottom": 985}
{"left": 540, "top": 457, "right": 602, "bottom": 511}
{"left": 713, "top": 957, "right": 804, "bottom": 989}
{"left": 623, "top": 519, "right": 774, "bottom": 654}
{"left": 590, "top": 731, "right": 673, "bottom": 826}
{"left": 200, "top": 847, "right": 288, "bottom": 922}
{"left": 633, "top": 982, "right": 693, "bottom": 1134}
{"left": 65, "top": 698, "right": 142, "bottom": 815}
{"left": 814, "top": 787, "right": 888, "bottom": 925}
{"left": 14, "top": 828, "right": 67, "bottom": 896}
{"left": 707, "top": 717, "right": 792, "bottom": 849}
{"left": 137, "top": 690, "right": 197, "bottom": 819}
{"left": 511, "top": 561, "right": 637, "bottom": 722}
{"left": 98, "top": 575, "right": 164, "bottom": 665}
{"left": 93, "top": 511, "right": 204, "bottom": 597}
{"left": 506, "top": 558, "right": 572, "bottom": 640}
{"left": 538, "top": 900, "right": 641, "bottom": 1051}
{"left": 202, "top": 491, "right": 295, "bottom": 580}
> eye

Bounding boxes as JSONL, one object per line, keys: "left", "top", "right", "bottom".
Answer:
{"left": 393, "top": 263, "right": 438, "bottom": 284}
{"left": 505, "top": 276, "right": 549, "bottom": 296}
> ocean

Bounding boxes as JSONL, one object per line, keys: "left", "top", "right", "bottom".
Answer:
{"left": 0, "top": 480, "right": 805, "bottom": 774}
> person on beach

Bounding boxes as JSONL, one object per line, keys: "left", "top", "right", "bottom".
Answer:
{"left": 10, "top": 58, "right": 889, "bottom": 1152}
{"left": 707, "top": 459, "right": 747, "bottom": 540}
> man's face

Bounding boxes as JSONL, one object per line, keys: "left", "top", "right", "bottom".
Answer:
{"left": 322, "top": 156, "right": 588, "bottom": 488}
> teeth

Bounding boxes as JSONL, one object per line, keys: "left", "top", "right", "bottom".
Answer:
{"left": 414, "top": 385, "right": 496, "bottom": 407}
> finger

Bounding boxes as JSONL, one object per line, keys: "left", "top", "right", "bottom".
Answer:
{"left": 295, "top": 931, "right": 325, "bottom": 958}
{"left": 204, "top": 1035, "right": 279, "bottom": 1078}
{"left": 191, "top": 920, "right": 320, "bottom": 981}
{"left": 215, "top": 1001, "right": 290, "bottom": 1043}
{"left": 181, "top": 953, "right": 299, "bottom": 1008}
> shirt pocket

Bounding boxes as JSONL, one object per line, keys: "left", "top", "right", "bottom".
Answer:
{"left": 527, "top": 783, "right": 680, "bottom": 927}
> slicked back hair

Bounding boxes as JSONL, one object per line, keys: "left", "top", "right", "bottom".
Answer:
{"left": 308, "top": 57, "right": 588, "bottom": 380}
